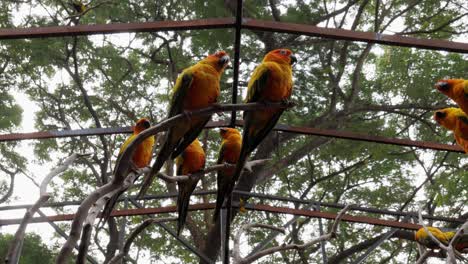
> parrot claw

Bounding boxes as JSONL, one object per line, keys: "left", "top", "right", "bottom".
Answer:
{"left": 243, "top": 162, "right": 253, "bottom": 173}
{"left": 182, "top": 110, "right": 192, "bottom": 122}
{"left": 281, "top": 98, "right": 295, "bottom": 108}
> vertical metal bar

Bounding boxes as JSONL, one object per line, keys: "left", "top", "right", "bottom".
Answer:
{"left": 229, "top": 0, "right": 243, "bottom": 127}
{"left": 223, "top": 195, "right": 233, "bottom": 264}
{"left": 374, "top": 0, "right": 379, "bottom": 32}
{"left": 316, "top": 204, "right": 328, "bottom": 264}
{"left": 128, "top": 199, "right": 213, "bottom": 263}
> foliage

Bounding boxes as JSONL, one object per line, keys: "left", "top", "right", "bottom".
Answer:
{"left": 0, "top": 0, "right": 466, "bottom": 263}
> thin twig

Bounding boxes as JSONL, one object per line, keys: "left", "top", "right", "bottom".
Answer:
{"left": 233, "top": 205, "right": 354, "bottom": 264}
{"left": 107, "top": 217, "right": 177, "bottom": 264}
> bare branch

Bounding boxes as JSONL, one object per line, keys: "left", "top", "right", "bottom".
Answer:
{"left": 5, "top": 153, "right": 82, "bottom": 264}
{"left": 233, "top": 205, "right": 354, "bottom": 264}
{"left": 107, "top": 217, "right": 177, "bottom": 264}
{"left": 158, "top": 159, "right": 270, "bottom": 183}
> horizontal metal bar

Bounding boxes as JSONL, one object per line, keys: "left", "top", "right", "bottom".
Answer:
{"left": 273, "top": 123, "right": 464, "bottom": 153}
{"left": 0, "top": 202, "right": 424, "bottom": 231}
{"left": 0, "top": 121, "right": 229, "bottom": 142}
{"left": 242, "top": 19, "right": 468, "bottom": 53}
{"left": 248, "top": 204, "right": 423, "bottom": 230}
{"left": 1, "top": 190, "right": 464, "bottom": 225}
{"left": 0, "top": 121, "right": 462, "bottom": 153}
{"left": 0, "top": 18, "right": 235, "bottom": 40}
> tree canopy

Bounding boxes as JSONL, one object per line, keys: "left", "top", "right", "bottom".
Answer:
{"left": 0, "top": 0, "right": 467, "bottom": 263}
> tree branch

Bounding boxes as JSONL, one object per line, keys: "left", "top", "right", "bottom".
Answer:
{"left": 107, "top": 217, "right": 177, "bottom": 264}
{"left": 233, "top": 205, "right": 354, "bottom": 264}
{"left": 5, "top": 153, "right": 83, "bottom": 264}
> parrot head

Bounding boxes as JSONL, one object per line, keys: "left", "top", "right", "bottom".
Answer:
{"left": 434, "top": 108, "right": 460, "bottom": 129}
{"left": 134, "top": 118, "right": 151, "bottom": 133}
{"left": 219, "top": 127, "right": 241, "bottom": 139}
{"left": 263, "top": 49, "right": 297, "bottom": 65}
{"left": 435, "top": 79, "right": 464, "bottom": 97}
{"left": 204, "top": 50, "right": 230, "bottom": 72}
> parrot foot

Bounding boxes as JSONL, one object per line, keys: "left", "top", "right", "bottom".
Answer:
{"left": 243, "top": 162, "right": 253, "bottom": 173}
{"left": 281, "top": 98, "right": 295, "bottom": 108}
{"left": 182, "top": 110, "right": 192, "bottom": 122}
{"left": 239, "top": 198, "right": 247, "bottom": 213}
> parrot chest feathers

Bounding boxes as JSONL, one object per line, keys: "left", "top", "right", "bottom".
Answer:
{"left": 261, "top": 62, "right": 293, "bottom": 101}
{"left": 132, "top": 136, "right": 155, "bottom": 168}
{"left": 183, "top": 65, "right": 221, "bottom": 110}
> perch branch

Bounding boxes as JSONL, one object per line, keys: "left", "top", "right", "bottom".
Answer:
{"left": 157, "top": 159, "right": 270, "bottom": 183}
{"left": 56, "top": 102, "right": 291, "bottom": 263}
{"left": 107, "top": 217, "right": 177, "bottom": 264}
{"left": 233, "top": 205, "right": 354, "bottom": 264}
{"left": 5, "top": 153, "right": 82, "bottom": 264}
{"left": 76, "top": 167, "right": 149, "bottom": 263}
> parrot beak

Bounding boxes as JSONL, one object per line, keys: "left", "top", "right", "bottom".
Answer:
{"left": 290, "top": 54, "right": 297, "bottom": 65}
{"left": 219, "top": 127, "right": 228, "bottom": 135}
{"left": 435, "top": 81, "right": 449, "bottom": 91}
{"left": 219, "top": 55, "right": 231, "bottom": 68}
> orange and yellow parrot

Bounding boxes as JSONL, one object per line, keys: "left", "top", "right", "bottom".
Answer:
{"left": 137, "top": 51, "right": 230, "bottom": 198}
{"left": 101, "top": 118, "right": 155, "bottom": 223}
{"left": 415, "top": 226, "right": 468, "bottom": 251}
{"left": 435, "top": 79, "right": 468, "bottom": 114}
{"left": 213, "top": 128, "right": 242, "bottom": 219}
{"left": 71, "top": 1, "right": 87, "bottom": 14}
{"left": 434, "top": 107, "right": 468, "bottom": 153}
{"left": 175, "top": 138, "right": 205, "bottom": 236}
{"left": 217, "top": 49, "right": 296, "bottom": 213}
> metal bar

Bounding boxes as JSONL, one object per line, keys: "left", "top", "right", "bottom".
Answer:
{"left": 0, "top": 18, "right": 235, "bottom": 40}
{"left": 1, "top": 190, "right": 464, "bottom": 224}
{"left": 242, "top": 19, "right": 468, "bottom": 54}
{"left": 0, "top": 121, "right": 229, "bottom": 142}
{"left": 128, "top": 199, "right": 214, "bottom": 264}
{"left": 273, "top": 124, "right": 464, "bottom": 153}
{"left": 247, "top": 202, "right": 317, "bottom": 257}
{"left": 37, "top": 210, "right": 99, "bottom": 264}
{"left": 229, "top": 0, "right": 243, "bottom": 127}
{"left": 351, "top": 229, "right": 398, "bottom": 264}
{"left": 224, "top": 195, "right": 233, "bottom": 264}
{"left": 0, "top": 203, "right": 425, "bottom": 231}
{"left": 317, "top": 204, "right": 328, "bottom": 264}
{"left": 0, "top": 121, "right": 462, "bottom": 152}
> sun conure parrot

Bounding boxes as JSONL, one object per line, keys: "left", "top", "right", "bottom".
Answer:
{"left": 71, "top": 1, "right": 87, "bottom": 14}
{"left": 434, "top": 107, "right": 468, "bottom": 153}
{"left": 137, "top": 51, "right": 230, "bottom": 198}
{"left": 100, "top": 118, "right": 155, "bottom": 223}
{"left": 213, "top": 128, "right": 242, "bottom": 220}
{"left": 435, "top": 79, "right": 468, "bottom": 114}
{"left": 218, "top": 49, "right": 296, "bottom": 212}
{"left": 415, "top": 226, "right": 468, "bottom": 252}
{"left": 175, "top": 138, "right": 205, "bottom": 236}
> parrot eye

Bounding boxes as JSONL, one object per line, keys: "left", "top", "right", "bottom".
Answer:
{"left": 142, "top": 120, "right": 151, "bottom": 128}
{"left": 279, "top": 49, "right": 288, "bottom": 55}
{"left": 435, "top": 111, "right": 446, "bottom": 119}
{"left": 436, "top": 82, "right": 449, "bottom": 91}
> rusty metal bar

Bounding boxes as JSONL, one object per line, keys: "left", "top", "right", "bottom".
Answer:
{"left": 0, "top": 202, "right": 424, "bottom": 231}
{"left": 242, "top": 19, "right": 468, "bottom": 53}
{"left": 1, "top": 190, "right": 464, "bottom": 225}
{"left": 0, "top": 18, "right": 235, "bottom": 40}
{"left": 0, "top": 121, "right": 229, "bottom": 142}
{"left": 0, "top": 121, "right": 462, "bottom": 153}
{"left": 229, "top": 0, "right": 243, "bottom": 128}
{"left": 273, "top": 124, "right": 464, "bottom": 153}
